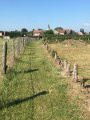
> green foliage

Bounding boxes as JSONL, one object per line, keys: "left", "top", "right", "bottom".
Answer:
{"left": 52, "top": 50, "right": 56, "bottom": 58}
{"left": 44, "top": 30, "right": 54, "bottom": 35}
{"left": 80, "top": 28, "right": 84, "bottom": 33}
{"left": 5, "top": 30, "right": 22, "bottom": 38}
{"left": 38, "top": 34, "right": 41, "bottom": 39}
{"left": 21, "top": 28, "right": 28, "bottom": 33}
{"left": 5, "top": 29, "right": 32, "bottom": 38}
{"left": 38, "top": 29, "right": 43, "bottom": 30}
{"left": 55, "top": 27, "right": 63, "bottom": 30}
{"left": 43, "top": 34, "right": 90, "bottom": 44}
{"left": 27, "top": 31, "right": 33, "bottom": 36}
{"left": 21, "top": 28, "right": 28, "bottom": 36}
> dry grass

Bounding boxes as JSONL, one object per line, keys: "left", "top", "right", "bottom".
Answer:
{"left": 49, "top": 40, "right": 90, "bottom": 84}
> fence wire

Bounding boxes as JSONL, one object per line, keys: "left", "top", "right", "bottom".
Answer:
{"left": 0, "top": 37, "right": 36, "bottom": 73}
{"left": 0, "top": 42, "right": 3, "bottom": 71}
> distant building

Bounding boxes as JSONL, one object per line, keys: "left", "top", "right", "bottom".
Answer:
{"left": 48, "top": 24, "right": 50, "bottom": 30}
{"left": 4, "top": 36, "right": 10, "bottom": 39}
{"left": 0, "top": 31, "right": 5, "bottom": 38}
{"left": 33, "top": 30, "right": 41, "bottom": 36}
{"left": 33, "top": 30, "right": 47, "bottom": 37}
{"left": 54, "top": 29, "right": 76, "bottom": 35}
{"left": 54, "top": 30, "right": 65, "bottom": 35}
{"left": 84, "top": 32, "right": 89, "bottom": 35}
{"left": 33, "top": 25, "right": 51, "bottom": 36}
{"left": 77, "top": 32, "right": 83, "bottom": 35}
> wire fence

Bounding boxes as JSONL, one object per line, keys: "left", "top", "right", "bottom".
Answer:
{"left": 0, "top": 42, "right": 3, "bottom": 73}
{"left": 0, "top": 37, "right": 36, "bottom": 74}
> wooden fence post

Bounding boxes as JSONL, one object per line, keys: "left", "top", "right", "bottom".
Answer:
{"left": 64, "top": 60, "right": 68, "bottom": 71}
{"left": 59, "top": 58, "right": 63, "bottom": 67}
{"left": 2, "top": 42, "right": 7, "bottom": 74}
{"left": 72, "top": 63, "right": 78, "bottom": 82}
{"left": 54, "top": 53, "right": 57, "bottom": 61}
{"left": 66, "top": 63, "right": 71, "bottom": 76}
{"left": 13, "top": 39, "right": 15, "bottom": 60}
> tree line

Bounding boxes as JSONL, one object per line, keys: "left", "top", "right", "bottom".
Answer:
{"left": 5, "top": 28, "right": 33, "bottom": 38}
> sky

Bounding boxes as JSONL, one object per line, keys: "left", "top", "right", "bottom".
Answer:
{"left": 0, "top": 0, "right": 90, "bottom": 32}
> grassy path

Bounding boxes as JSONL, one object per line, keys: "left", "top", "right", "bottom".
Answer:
{"left": 0, "top": 40, "right": 87, "bottom": 120}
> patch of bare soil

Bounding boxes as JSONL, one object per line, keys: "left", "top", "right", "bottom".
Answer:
{"left": 43, "top": 44, "right": 90, "bottom": 119}
{"left": 61, "top": 39, "right": 88, "bottom": 47}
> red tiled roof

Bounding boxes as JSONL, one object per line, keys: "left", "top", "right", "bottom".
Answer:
{"left": 33, "top": 30, "right": 40, "bottom": 33}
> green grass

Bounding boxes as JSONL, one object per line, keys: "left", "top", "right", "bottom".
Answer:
{"left": 49, "top": 41, "right": 90, "bottom": 84}
{"left": 0, "top": 40, "right": 88, "bottom": 120}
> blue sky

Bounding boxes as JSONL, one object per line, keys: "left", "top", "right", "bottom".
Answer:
{"left": 0, "top": 0, "right": 90, "bottom": 32}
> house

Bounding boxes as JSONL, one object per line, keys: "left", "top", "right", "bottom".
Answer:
{"left": 33, "top": 30, "right": 47, "bottom": 37}
{"left": 0, "top": 31, "right": 5, "bottom": 38}
{"left": 4, "top": 36, "right": 10, "bottom": 39}
{"left": 54, "top": 29, "right": 76, "bottom": 35}
{"left": 54, "top": 30, "right": 65, "bottom": 35}
{"left": 77, "top": 32, "right": 83, "bottom": 35}
{"left": 33, "top": 30, "right": 40, "bottom": 36}
{"left": 33, "top": 25, "right": 51, "bottom": 37}
{"left": 39, "top": 30, "right": 47, "bottom": 36}
{"left": 54, "top": 29, "right": 71, "bottom": 35}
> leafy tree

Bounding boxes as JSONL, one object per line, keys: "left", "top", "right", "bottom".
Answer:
{"left": 38, "top": 29, "right": 43, "bottom": 30}
{"left": 5, "top": 30, "right": 21, "bottom": 38}
{"left": 5, "top": 31, "right": 10, "bottom": 36}
{"left": 55, "top": 27, "right": 63, "bottom": 30}
{"left": 80, "top": 28, "right": 84, "bottom": 34}
{"left": 27, "top": 31, "right": 33, "bottom": 36}
{"left": 44, "top": 30, "right": 54, "bottom": 35}
{"left": 21, "top": 28, "right": 28, "bottom": 36}
{"left": 21, "top": 28, "right": 28, "bottom": 33}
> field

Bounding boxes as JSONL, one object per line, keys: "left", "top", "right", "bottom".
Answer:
{"left": 49, "top": 39, "right": 90, "bottom": 84}
{"left": 0, "top": 40, "right": 89, "bottom": 120}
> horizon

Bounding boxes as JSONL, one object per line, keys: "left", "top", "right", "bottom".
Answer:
{"left": 0, "top": 0, "right": 90, "bottom": 32}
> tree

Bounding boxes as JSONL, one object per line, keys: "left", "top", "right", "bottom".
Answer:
{"left": 80, "top": 28, "right": 84, "bottom": 34}
{"left": 44, "top": 30, "right": 54, "bottom": 35}
{"left": 38, "top": 29, "right": 43, "bottom": 30}
{"left": 55, "top": 27, "right": 63, "bottom": 30}
{"left": 5, "top": 30, "right": 22, "bottom": 38}
{"left": 21, "top": 28, "right": 28, "bottom": 36}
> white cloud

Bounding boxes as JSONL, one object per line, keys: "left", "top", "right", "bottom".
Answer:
{"left": 83, "top": 23, "right": 90, "bottom": 27}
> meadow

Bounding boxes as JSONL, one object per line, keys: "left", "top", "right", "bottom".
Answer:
{"left": 48, "top": 39, "right": 90, "bottom": 85}
{"left": 0, "top": 40, "right": 89, "bottom": 120}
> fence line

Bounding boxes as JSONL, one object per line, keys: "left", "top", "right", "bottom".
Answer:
{"left": 0, "top": 37, "right": 36, "bottom": 74}
{"left": 43, "top": 43, "right": 87, "bottom": 88}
